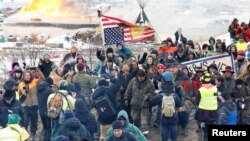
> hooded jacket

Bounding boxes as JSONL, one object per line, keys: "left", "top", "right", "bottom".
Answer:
{"left": 105, "top": 110, "right": 147, "bottom": 141}
{"left": 0, "top": 99, "right": 24, "bottom": 128}
{"left": 75, "top": 98, "right": 98, "bottom": 134}
{"left": 0, "top": 124, "right": 29, "bottom": 141}
{"left": 116, "top": 43, "right": 134, "bottom": 60}
{"left": 56, "top": 117, "right": 91, "bottom": 141}
{"left": 37, "top": 81, "right": 53, "bottom": 117}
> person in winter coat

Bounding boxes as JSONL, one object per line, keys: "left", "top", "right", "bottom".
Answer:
{"left": 0, "top": 114, "right": 29, "bottom": 141}
{"left": 228, "top": 18, "right": 239, "bottom": 40}
{"left": 215, "top": 76, "right": 225, "bottom": 93}
{"left": 60, "top": 45, "right": 81, "bottom": 68}
{"left": 150, "top": 71, "right": 181, "bottom": 141}
{"left": 56, "top": 110, "right": 91, "bottom": 141}
{"left": 107, "top": 120, "right": 138, "bottom": 141}
{"left": 105, "top": 110, "right": 146, "bottom": 141}
{"left": 0, "top": 90, "right": 24, "bottom": 128}
{"left": 75, "top": 98, "right": 98, "bottom": 141}
{"left": 195, "top": 73, "right": 218, "bottom": 141}
{"left": 37, "top": 77, "right": 54, "bottom": 141}
{"left": 96, "top": 47, "right": 120, "bottom": 66}
{"left": 231, "top": 79, "right": 250, "bottom": 124}
{"left": 10, "top": 66, "right": 23, "bottom": 84}
{"left": 222, "top": 66, "right": 235, "bottom": 93}
{"left": 73, "top": 63, "right": 96, "bottom": 105}
{"left": 218, "top": 91, "right": 237, "bottom": 125}
{"left": 124, "top": 70, "right": 155, "bottom": 133}
{"left": 116, "top": 42, "right": 134, "bottom": 60}
{"left": 8, "top": 61, "right": 20, "bottom": 78}
{"left": 38, "top": 52, "right": 55, "bottom": 78}
{"left": 92, "top": 74, "right": 124, "bottom": 140}
{"left": 3, "top": 78, "right": 19, "bottom": 100}
{"left": 18, "top": 69, "right": 44, "bottom": 140}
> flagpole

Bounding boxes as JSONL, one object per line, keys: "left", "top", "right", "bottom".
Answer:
{"left": 98, "top": 10, "right": 106, "bottom": 48}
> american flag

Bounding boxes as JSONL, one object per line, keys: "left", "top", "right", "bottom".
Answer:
{"left": 100, "top": 15, "right": 155, "bottom": 45}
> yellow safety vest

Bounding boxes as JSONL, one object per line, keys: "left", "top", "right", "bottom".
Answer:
{"left": 198, "top": 86, "right": 218, "bottom": 110}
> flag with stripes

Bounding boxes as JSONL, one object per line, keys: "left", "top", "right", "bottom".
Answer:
{"left": 100, "top": 14, "right": 155, "bottom": 45}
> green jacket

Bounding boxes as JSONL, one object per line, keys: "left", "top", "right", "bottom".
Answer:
{"left": 105, "top": 110, "right": 147, "bottom": 141}
{"left": 73, "top": 71, "right": 96, "bottom": 96}
{"left": 124, "top": 77, "right": 155, "bottom": 109}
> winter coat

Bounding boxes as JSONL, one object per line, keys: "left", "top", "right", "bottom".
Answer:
{"left": 218, "top": 99, "right": 237, "bottom": 125}
{"left": 0, "top": 124, "right": 29, "bottom": 141}
{"left": 73, "top": 71, "right": 96, "bottom": 97}
{"left": 116, "top": 43, "right": 134, "bottom": 60}
{"left": 56, "top": 117, "right": 91, "bottom": 141}
{"left": 107, "top": 131, "right": 138, "bottom": 141}
{"left": 61, "top": 52, "right": 81, "bottom": 68}
{"left": 37, "top": 81, "right": 54, "bottom": 117}
{"left": 223, "top": 76, "right": 235, "bottom": 93}
{"left": 192, "top": 75, "right": 202, "bottom": 97}
{"left": 8, "top": 61, "right": 19, "bottom": 78}
{"left": 96, "top": 50, "right": 120, "bottom": 66}
{"left": 92, "top": 75, "right": 124, "bottom": 125}
{"left": 105, "top": 110, "right": 147, "bottom": 141}
{"left": 0, "top": 99, "right": 24, "bottom": 128}
{"left": 75, "top": 98, "right": 98, "bottom": 134}
{"left": 124, "top": 76, "right": 155, "bottom": 109}
{"left": 38, "top": 60, "right": 54, "bottom": 78}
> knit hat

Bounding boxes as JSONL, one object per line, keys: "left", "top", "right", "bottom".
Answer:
{"left": 161, "top": 71, "right": 174, "bottom": 82}
{"left": 151, "top": 49, "right": 158, "bottom": 55}
{"left": 137, "top": 69, "right": 146, "bottom": 77}
{"left": 106, "top": 47, "right": 114, "bottom": 54}
{"left": 3, "top": 79, "right": 18, "bottom": 90}
{"left": 64, "top": 110, "right": 75, "bottom": 120}
{"left": 77, "top": 63, "right": 85, "bottom": 71}
{"left": 45, "top": 77, "right": 53, "bottom": 85}
{"left": 42, "top": 51, "right": 50, "bottom": 57}
{"left": 98, "top": 79, "right": 109, "bottom": 87}
{"left": 55, "top": 135, "right": 69, "bottom": 141}
{"left": 202, "top": 73, "right": 211, "bottom": 83}
{"left": 235, "top": 79, "right": 243, "bottom": 85}
{"left": 157, "top": 64, "right": 165, "bottom": 70}
{"left": 3, "top": 90, "right": 15, "bottom": 100}
{"left": 112, "top": 120, "right": 123, "bottom": 130}
{"left": 8, "top": 114, "right": 19, "bottom": 124}
{"left": 222, "top": 66, "right": 234, "bottom": 74}
{"left": 57, "top": 80, "right": 69, "bottom": 90}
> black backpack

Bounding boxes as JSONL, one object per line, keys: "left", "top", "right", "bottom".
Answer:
{"left": 92, "top": 86, "right": 116, "bottom": 119}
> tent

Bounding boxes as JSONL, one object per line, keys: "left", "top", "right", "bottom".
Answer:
{"left": 135, "top": 0, "right": 160, "bottom": 42}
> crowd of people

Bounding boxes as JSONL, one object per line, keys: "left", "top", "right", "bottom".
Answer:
{"left": 0, "top": 18, "right": 250, "bottom": 141}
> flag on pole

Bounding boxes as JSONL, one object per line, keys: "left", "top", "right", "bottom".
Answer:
{"left": 100, "top": 14, "right": 155, "bottom": 45}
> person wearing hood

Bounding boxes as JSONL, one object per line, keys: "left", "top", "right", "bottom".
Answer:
{"left": 107, "top": 120, "right": 138, "bottom": 141}
{"left": 228, "top": 18, "right": 239, "bottom": 40}
{"left": 215, "top": 39, "right": 227, "bottom": 53}
{"left": 37, "top": 77, "right": 54, "bottom": 141}
{"left": 174, "top": 43, "right": 187, "bottom": 63}
{"left": 124, "top": 70, "right": 155, "bottom": 134}
{"left": 208, "top": 37, "right": 216, "bottom": 52}
{"left": 142, "top": 56, "right": 155, "bottom": 72}
{"left": 56, "top": 110, "right": 91, "bottom": 141}
{"left": 218, "top": 91, "right": 237, "bottom": 125}
{"left": 18, "top": 69, "right": 44, "bottom": 140}
{"left": 0, "top": 114, "right": 29, "bottom": 141}
{"left": 10, "top": 66, "right": 23, "bottom": 84}
{"left": 207, "top": 63, "right": 221, "bottom": 85}
{"left": 116, "top": 42, "right": 134, "bottom": 60}
{"left": 105, "top": 110, "right": 147, "bottom": 141}
{"left": 38, "top": 51, "right": 55, "bottom": 78}
{"left": 8, "top": 61, "right": 20, "bottom": 78}
{"left": 75, "top": 98, "right": 98, "bottom": 141}
{"left": 0, "top": 90, "right": 24, "bottom": 128}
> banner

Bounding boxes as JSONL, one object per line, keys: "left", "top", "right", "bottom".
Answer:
{"left": 181, "top": 54, "right": 234, "bottom": 75}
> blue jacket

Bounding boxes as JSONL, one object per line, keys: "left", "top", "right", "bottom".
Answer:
{"left": 218, "top": 99, "right": 237, "bottom": 125}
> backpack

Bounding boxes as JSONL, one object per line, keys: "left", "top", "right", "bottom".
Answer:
{"left": 162, "top": 94, "right": 176, "bottom": 117}
{"left": 47, "top": 91, "right": 68, "bottom": 119}
{"left": 92, "top": 87, "right": 116, "bottom": 119}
